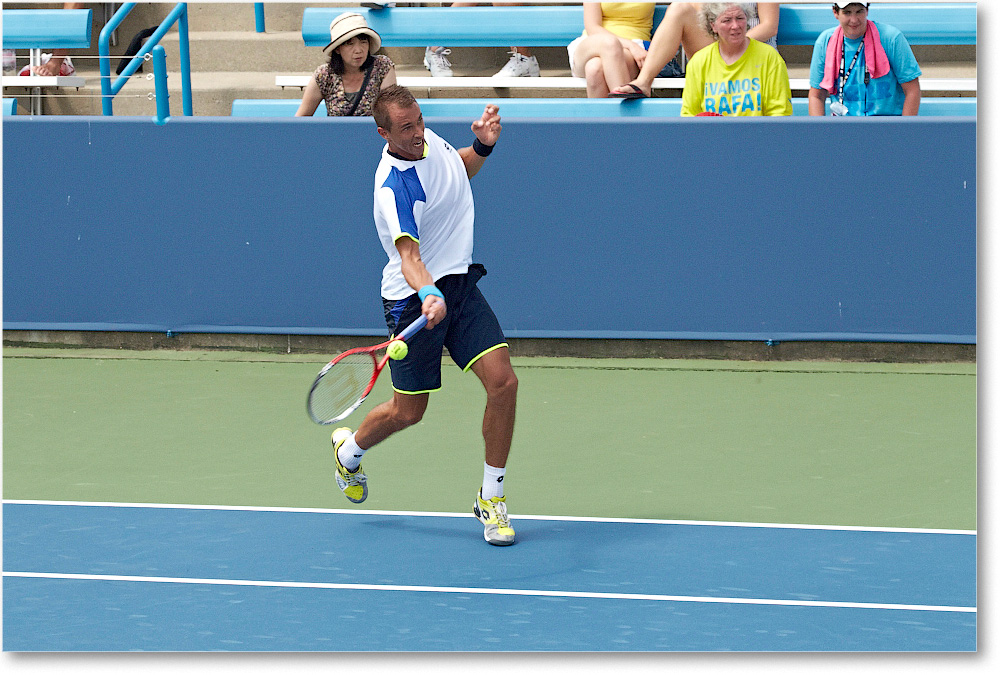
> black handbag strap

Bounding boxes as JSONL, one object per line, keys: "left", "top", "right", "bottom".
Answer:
{"left": 346, "top": 64, "right": 374, "bottom": 116}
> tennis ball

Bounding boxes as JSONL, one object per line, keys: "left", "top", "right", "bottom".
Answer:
{"left": 386, "top": 340, "right": 408, "bottom": 360}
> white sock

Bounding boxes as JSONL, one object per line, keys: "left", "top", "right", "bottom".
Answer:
{"left": 481, "top": 462, "right": 506, "bottom": 500}
{"left": 338, "top": 432, "right": 367, "bottom": 472}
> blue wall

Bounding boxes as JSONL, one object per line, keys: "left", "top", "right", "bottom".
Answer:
{"left": 2, "top": 116, "right": 976, "bottom": 343}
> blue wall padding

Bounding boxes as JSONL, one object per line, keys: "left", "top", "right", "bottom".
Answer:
{"left": 1, "top": 116, "right": 976, "bottom": 343}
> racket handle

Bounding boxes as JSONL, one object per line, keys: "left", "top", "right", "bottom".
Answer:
{"left": 397, "top": 313, "right": 428, "bottom": 342}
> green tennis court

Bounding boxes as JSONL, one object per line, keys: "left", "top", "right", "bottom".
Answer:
{"left": 2, "top": 347, "right": 976, "bottom": 531}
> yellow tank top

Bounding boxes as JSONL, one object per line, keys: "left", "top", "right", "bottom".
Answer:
{"left": 596, "top": 3, "right": 655, "bottom": 41}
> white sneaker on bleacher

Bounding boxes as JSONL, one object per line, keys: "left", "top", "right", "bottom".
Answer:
{"left": 424, "top": 47, "right": 454, "bottom": 77}
{"left": 493, "top": 52, "right": 540, "bottom": 78}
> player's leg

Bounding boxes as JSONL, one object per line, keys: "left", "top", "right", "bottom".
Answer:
{"left": 331, "top": 391, "right": 429, "bottom": 504}
{"left": 439, "top": 269, "right": 517, "bottom": 544}
{"left": 355, "top": 391, "right": 429, "bottom": 450}
{"left": 331, "top": 295, "right": 444, "bottom": 504}
{"left": 436, "top": 266, "right": 518, "bottom": 545}
{"left": 468, "top": 347, "right": 518, "bottom": 471}
{"left": 469, "top": 348, "right": 518, "bottom": 546}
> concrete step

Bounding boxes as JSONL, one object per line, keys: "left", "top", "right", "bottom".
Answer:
{"left": 158, "top": 30, "right": 315, "bottom": 73}
{"left": 23, "top": 56, "right": 974, "bottom": 118}
{"left": 33, "top": 69, "right": 295, "bottom": 117}
{"left": 146, "top": 33, "right": 978, "bottom": 80}
{"left": 385, "top": 46, "right": 573, "bottom": 76}
{"left": 779, "top": 44, "right": 975, "bottom": 67}
{"left": 153, "top": 31, "right": 576, "bottom": 76}
{"left": 784, "top": 60, "right": 976, "bottom": 80}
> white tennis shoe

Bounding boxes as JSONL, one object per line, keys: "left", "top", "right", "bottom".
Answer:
{"left": 332, "top": 427, "right": 368, "bottom": 503}
{"left": 474, "top": 489, "right": 515, "bottom": 546}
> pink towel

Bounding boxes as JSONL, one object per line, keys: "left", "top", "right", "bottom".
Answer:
{"left": 819, "top": 20, "right": 890, "bottom": 94}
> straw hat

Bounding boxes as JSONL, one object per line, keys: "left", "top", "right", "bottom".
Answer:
{"left": 323, "top": 12, "right": 382, "bottom": 55}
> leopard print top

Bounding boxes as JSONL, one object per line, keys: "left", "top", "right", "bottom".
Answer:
{"left": 315, "top": 54, "right": 394, "bottom": 116}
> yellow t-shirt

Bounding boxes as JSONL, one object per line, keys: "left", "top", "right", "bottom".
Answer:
{"left": 587, "top": 3, "right": 654, "bottom": 41}
{"left": 681, "top": 39, "right": 793, "bottom": 116}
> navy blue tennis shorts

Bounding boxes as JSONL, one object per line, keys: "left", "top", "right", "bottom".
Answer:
{"left": 382, "top": 263, "right": 508, "bottom": 394}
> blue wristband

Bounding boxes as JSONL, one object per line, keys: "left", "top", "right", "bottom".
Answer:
{"left": 418, "top": 285, "right": 443, "bottom": 302}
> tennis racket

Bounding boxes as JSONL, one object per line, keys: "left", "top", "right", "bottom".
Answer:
{"left": 307, "top": 314, "right": 428, "bottom": 425}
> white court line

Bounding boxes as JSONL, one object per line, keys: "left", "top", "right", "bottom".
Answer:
{"left": 1, "top": 499, "right": 976, "bottom": 535}
{"left": 2, "top": 571, "right": 976, "bottom": 614}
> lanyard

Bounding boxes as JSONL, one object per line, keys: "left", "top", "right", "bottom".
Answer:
{"left": 838, "top": 40, "right": 866, "bottom": 104}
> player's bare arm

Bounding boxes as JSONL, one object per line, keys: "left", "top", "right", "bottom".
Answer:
{"left": 395, "top": 236, "right": 446, "bottom": 328}
{"left": 459, "top": 104, "right": 501, "bottom": 178}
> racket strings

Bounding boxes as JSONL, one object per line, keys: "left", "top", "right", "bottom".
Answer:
{"left": 309, "top": 352, "right": 376, "bottom": 423}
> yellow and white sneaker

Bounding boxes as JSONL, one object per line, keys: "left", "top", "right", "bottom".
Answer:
{"left": 473, "top": 489, "right": 515, "bottom": 546}
{"left": 331, "top": 427, "right": 367, "bottom": 504}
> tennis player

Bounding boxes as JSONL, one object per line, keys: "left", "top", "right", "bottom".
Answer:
{"left": 331, "top": 85, "right": 519, "bottom": 546}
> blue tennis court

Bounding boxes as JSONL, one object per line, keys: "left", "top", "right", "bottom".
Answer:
{"left": 2, "top": 501, "right": 975, "bottom": 651}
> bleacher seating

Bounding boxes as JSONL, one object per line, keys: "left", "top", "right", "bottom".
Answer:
{"left": 283, "top": 3, "right": 976, "bottom": 95}
{"left": 1, "top": 8, "right": 91, "bottom": 115}
{"left": 276, "top": 75, "right": 976, "bottom": 95}
{"left": 4, "top": 97, "right": 18, "bottom": 115}
{"left": 231, "top": 96, "right": 976, "bottom": 118}
{"left": 301, "top": 4, "right": 975, "bottom": 47}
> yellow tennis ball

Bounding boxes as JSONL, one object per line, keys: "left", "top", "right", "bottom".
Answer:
{"left": 386, "top": 340, "right": 408, "bottom": 360}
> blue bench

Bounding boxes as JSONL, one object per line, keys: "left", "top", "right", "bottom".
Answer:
{"left": 303, "top": 6, "right": 583, "bottom": 48}
{"left": 301, "top": 4, "right": 976, "bottom": 48}
{"left": 1, "top": 8, "right": 91, "bottom": 115}
{"left": 232, "top": 97, "right": 976, "bottom": 118}
{"left": 1, "top": 8, "right": 93, "bottom": 49}
{"left": 232, "top": 99, "right": 326, "bottom": 116}
{"left": 776, "top": 3, "right": 976, "bottom": 45}
{"left": 4, "top": 98, "right": 17, "bottom": 115}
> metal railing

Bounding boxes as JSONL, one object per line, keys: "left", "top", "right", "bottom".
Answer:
{"left": 255, "top": 3, "right": 265, "bottom": 33}
{"left": 152, "top": 45, "right": 170, "bottom": 124}
{"left": 99, "top": 2, "right": 192, "bottom": 116}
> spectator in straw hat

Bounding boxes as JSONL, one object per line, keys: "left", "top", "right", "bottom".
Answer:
{"left": 296, "top": 12, "right": 397, "bottom": 116}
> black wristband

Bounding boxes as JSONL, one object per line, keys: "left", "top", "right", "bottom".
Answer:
{"left": 472, "top": 138, "right": 494, "bottom": 157}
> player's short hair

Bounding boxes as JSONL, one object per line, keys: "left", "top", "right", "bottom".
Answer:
{"left": 699, "top": 3, "right": 756, "bottom": 40}
{"left": 373, "top": 85, "right": 418, "bottom": 130}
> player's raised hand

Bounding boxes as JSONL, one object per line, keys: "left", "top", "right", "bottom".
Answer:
{"left": 472, "top": 104, "right": 501, "bottom": 146}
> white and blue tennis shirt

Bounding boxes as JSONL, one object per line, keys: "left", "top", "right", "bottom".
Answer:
{"left": 373, "top": 127, "right": 475, "bottom": 300}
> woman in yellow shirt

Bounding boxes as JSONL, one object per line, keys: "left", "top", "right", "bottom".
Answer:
{"left": 568, "top": 3, "right": 655, "bottom": 97}
{"left": 680, "top": 3, "right": 792, "bottom": 116}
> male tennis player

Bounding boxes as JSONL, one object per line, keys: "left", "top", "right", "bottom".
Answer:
{"left": 331, "top": 85, "right": 519, "bottom": 546}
